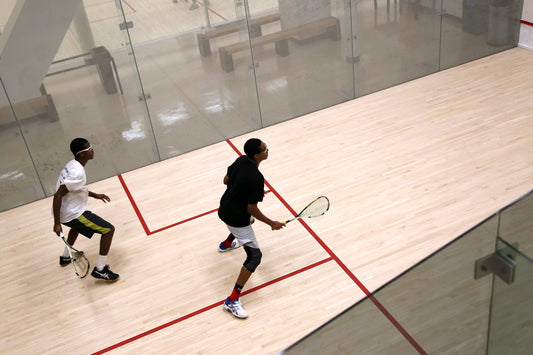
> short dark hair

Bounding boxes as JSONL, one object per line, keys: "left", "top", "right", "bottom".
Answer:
{"left": 70, "top": 138, "right": 88, "bottom": 157}
{"left": 244, "top": 138, "right": 262, "bottom": 159}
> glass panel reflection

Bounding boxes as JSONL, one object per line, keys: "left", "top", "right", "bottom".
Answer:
{"left": 121, "top": 0, "right": 263, "bottom": 159}
{"left": 354, "top": 0, "right": 441, "bottom": 96}
{"left": 0, "top": 77, "right": 46, "bottom": 211}
{"left": 252, "top": 0, "right": 355, "bottom": 126}
{"left": 440, "top": 0, "right": 523, "bottom": 69}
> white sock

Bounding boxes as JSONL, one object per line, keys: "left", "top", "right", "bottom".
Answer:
{"left": 62, "top": 246, "right": 70, "bottom": 258}
{"left": 96, "top": 255, "right": 107, "bottom": 271}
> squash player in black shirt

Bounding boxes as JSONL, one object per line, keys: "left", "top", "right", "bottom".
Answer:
{"left": 218, "top": 138, "right": 285, "bottom": 318}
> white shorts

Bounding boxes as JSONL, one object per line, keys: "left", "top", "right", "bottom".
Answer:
{"left": 226, "top": 218, "right": 259, "bottom": 249}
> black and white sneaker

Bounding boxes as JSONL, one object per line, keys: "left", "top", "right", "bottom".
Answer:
{"left": 91, "top": 265, "right": 119, "bottom": 281}
{"left": 59, "top": 256, "right": 71, "bottom": 266}
{"left": 223, "top": 297, "right": 248, "bottom": 319}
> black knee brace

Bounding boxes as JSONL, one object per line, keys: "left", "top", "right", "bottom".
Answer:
{"left": 243, "top": 246, "right": 262, "bottom": 272}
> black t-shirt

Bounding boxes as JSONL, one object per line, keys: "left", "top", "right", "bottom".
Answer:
{"left": 218, "top": 155, "right": 264, "bottom": 227}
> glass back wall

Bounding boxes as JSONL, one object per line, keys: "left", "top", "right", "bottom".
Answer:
{"left": 0, "top": 0, "right": 523, "bottom": 211}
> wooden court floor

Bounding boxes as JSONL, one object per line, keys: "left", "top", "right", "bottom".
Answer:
{"left": 1, "top": 48, "right": 533, "bottom": 354}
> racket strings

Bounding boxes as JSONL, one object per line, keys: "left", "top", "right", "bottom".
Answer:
{"left": 299, "top": 196, "right": 330, "bottom": 218}
{"left": 72, "top": 251, "right": 89, "bottom": 277}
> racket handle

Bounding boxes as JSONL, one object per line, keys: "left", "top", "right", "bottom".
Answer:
{"left": 283, "top": 218, "right": 295, "bottom": 225}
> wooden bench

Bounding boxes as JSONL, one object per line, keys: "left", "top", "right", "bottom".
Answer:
{"left": 0, "top": 94, "right": 58, "bottom": 125}
{"left": 218, "top": 16, "right": 341, "bottom": 72}
{"left": 197, "top": 12, "right": 281, "bottom": 57}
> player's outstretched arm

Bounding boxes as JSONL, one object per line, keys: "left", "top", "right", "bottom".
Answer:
{"left": 89, "top": 191, "right": 110, "bottom": 203}
{"left": 248, "top": 204, "right": 285, "bottom": 230}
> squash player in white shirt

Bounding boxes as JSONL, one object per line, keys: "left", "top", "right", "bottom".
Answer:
{"left": 52, "top": 138, "right": 119, "bottom": 281}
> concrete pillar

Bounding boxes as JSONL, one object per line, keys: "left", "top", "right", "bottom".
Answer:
{"left": 0, "top": 0, "right": 84, "bottom": 104}
{"left": 71, "top": 3, "right": 96, "bottom": 54}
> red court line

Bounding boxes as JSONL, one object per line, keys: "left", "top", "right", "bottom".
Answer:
{"left": 150, "top": 208, "right": 219, "bottom": 234}
{"left": 118, "top": 169, "right": 273, "bottom": 235}
{"left": 85, "top": 1, "right": 136, "bottom": 25}
{"left": 118, "top": 174, "right": 150, "bottom": 235}
{"left": 226, "top": 138, "right": 426, "bottom": 354}
{"left": 242, "top": 257, "right": 333, "bottom": 296}
{"left": 118, "top": 175, "right": 220, "bottom": 235}
{"left": 92, "top": 257, "right": 333, "bottom": 354}
{"left": 150, "top": 191, "right": 271, "bottom": 234}
{"left": 121, "top": 0, "right": 136, "bottom": 12}
{"left": 521, "top": 19, "right": 533, "bottom": 27}
{"left": 195, "top": 0, "right": 228, "bottom": 21}
{"left": 224, "top": 138, "right": 242, "bottom": 156}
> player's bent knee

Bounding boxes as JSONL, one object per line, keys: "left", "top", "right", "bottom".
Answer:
{"left": 243, "top": 246, "right": 262, "bottom": 272}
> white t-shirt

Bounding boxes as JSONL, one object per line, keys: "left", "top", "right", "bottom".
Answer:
{"left": 55, "top": 159, "right": 88, "bottom": 223}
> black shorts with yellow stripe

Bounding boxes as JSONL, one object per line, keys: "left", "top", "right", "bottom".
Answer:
{"left": 64, "top": 210, "right": 113, "bottom": 238}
